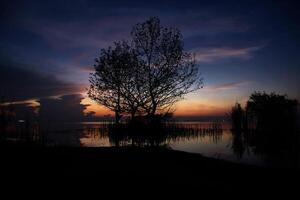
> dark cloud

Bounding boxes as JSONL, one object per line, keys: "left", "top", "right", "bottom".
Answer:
{"left": 0, "top": 0, "right": 299, "bottom": 109}
{"left": 1, "top": 93, "right": 98, "bottom": 123}
{"left": 12, "top": 103, "right": 38, "bottom": 121}
{"left": 0, "top": 61, "right": 83, "bottom": 102}
{"left": 39, "top": 94, "right": 88, "bottom": 122}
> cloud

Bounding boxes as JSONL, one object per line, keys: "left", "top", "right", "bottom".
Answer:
{"left": 193, "top": 46, "right": 264, "bottom": 62}
{"left": 79, "top": 65, "right": 94, "bottom": 72}
{"left": 39, "top": 94, "right": 90, "bottom": 121}
{"left": 23, "top": 16, "right": 140, "bottom": 50}
{"left": 15, "top": 4, "right": 252, "bottom": 52}
{"left": 202, "top": 81, "right": 252, "bottom": 92}
{"left": 0, "top": 62, "right": 84, "bottom": 102}
{"left": 173, "top": 16, "right": 251, "bottom": 38}
{"left": 1, "top": 4, "right": 261, "bottom": 86}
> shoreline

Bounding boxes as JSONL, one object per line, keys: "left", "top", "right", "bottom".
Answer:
{"left": 0, "top": 144, "right": 298, "bottom": 196}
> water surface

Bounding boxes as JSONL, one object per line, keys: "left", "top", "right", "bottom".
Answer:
{"left": 36, "top": 121, "right": 298, "bottom": 168}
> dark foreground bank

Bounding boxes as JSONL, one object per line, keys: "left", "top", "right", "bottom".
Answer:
{"left": 0, "top": 144, "right": 299, "bottom": 197}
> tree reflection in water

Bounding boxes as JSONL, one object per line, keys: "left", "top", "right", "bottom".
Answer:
{"left": 230, "top": 129, "right": 299, "bottom": 168}
{"left": 2, "top": 120, "right": 299, "bottom": 168}
{"left": 81, "top": 122, "right": 299, "bottom": 168}
{"left": 81, "top": 122, "right": 223, "bottom": 147}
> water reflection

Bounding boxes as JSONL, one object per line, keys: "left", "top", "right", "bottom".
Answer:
{"left": 1, "top": 121, "right": 299, "bottom": 168}
{"left": 229, "top": 129, "right": 300, "bottom": 168}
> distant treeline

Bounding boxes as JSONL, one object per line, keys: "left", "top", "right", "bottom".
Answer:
{"left": 229, "top": 92, "right": 299, "bottom": 167}
{"left": 230, "top": 91, "right": 299, "bottom": 133}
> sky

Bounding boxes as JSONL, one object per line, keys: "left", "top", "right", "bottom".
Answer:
{"left": 0, "top": 0, "right": 299, "bottom": 118}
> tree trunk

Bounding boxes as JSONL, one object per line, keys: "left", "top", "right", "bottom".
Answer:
{"left": 131, "top": 110, "right": 136, "bottom": 120}
{"left": 151, "top": 104, "right": 157, "bottom": 116}
{"left": 115, "top": 111, "right": 121, "bottom": 124}
{"left": 149, "top": 103, "right": 157, "bottom": 121}
{"left": 115, "top": 84, "right": 121, "bottom": 124}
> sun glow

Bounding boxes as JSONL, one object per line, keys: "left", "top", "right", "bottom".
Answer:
{"left": 81, "top": 95, "right": 230, "bottom": 117}
{"left": 174, "top": 99, "right": 229, "bottom": 116}
{"left": 81, "top": 96, "right": 113, "bottom": 116}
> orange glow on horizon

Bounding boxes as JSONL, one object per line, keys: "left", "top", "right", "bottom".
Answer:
{"left": 173, "top": 99, "right": 230, "bottom": 117}
{"left": 81, "top": 97, "right": 113, "bottom": 116}
{"left": 82, "top": 96, "right": 230, "bottom": 117}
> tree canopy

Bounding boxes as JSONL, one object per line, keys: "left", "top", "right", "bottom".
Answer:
{"left": 88, "top": 17, "right": 203, "bottom": 123}
{"left": 246, "top": 91, "right": 299, "bottom": 132}
{"left": 229, "top": 91, "right": 299, "bottom": 133}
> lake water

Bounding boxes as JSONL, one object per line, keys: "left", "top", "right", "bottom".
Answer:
{"left": 36, "top": 121, "right": 299, "bottom": 168}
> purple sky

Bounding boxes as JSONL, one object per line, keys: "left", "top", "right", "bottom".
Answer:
{"left": 1, "top": 0, "right": 299, "bottom": 117}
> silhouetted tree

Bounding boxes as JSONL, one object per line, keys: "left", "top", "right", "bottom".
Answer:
{"left": 131, "top": 17, "right": 203, "bottom": 117}
{"left": 88, "top": 42, "right": 141, "bottom": 123}
{"left": 229, "top": 93, "right": 299, "bottom": 167}
{"left": 229, "top": 103, "right": 245, "bottom": 132}
{"left": 89, "top": 17, "right": 203, "bottom": 123}
{"left": 246, "top": 91, "right": 298, "bottom": 133}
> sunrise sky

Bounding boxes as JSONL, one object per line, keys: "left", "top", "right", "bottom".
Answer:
{"left": 1, "top": 0, "right": 299, "bottom": 117}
